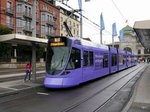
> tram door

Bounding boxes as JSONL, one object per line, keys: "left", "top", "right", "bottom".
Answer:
{"left": 82, "top": 50, "right": 94, "bottom": 82}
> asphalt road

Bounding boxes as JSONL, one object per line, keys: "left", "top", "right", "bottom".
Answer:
{"left": 0, "top": 64, "right": 145, "bottom": 112}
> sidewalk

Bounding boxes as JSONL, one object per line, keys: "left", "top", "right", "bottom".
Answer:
{"left": 123, "top": 64, "right": 150, "bottom": 112}
{"left": 0, "top": 68, "right": 46, "bottom": 103}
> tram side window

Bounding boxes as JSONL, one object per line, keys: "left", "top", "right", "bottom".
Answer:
{"left": 83, "top": 51, "right": 89, "bottom": 67}
{"left": 112, "top": 54, "right": 117, "bottom": 66}
{"left": 66, "top": 48, "right": 81, "bottom": 70}
{"left": 119, "top": 55, "right": 124, "bottom": 65}
{"left": 89, "top": 52, "right": 94, "bottom": 66}
{"left": 103, "top": 53, "right": 108, "bottom": 68}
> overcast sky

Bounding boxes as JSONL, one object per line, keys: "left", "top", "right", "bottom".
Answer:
{"left": 57, "top": 0, "right": 150, "bottom": 44}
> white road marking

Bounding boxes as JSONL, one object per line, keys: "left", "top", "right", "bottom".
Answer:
{"left": 36, "top": 92, "right": 49, "bottom": 95}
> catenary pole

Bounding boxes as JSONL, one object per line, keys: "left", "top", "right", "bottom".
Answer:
{"left": 32, "top": 0, "right": 37, "bottom": 81}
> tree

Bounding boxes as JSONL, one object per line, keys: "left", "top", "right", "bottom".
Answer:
{"left": 0, "top": 25, "right": 12, "bottom": 57}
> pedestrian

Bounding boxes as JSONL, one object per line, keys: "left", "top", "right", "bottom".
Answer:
{"left": 24, "top": 62, "right": 32, "bottom": 82}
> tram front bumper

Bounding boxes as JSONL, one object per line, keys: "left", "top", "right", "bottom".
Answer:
{"left": 44, "top": 77, "right": 63, "bottom": 88}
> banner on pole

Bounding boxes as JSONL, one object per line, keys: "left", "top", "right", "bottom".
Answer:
{"left": 120, "top": 29, "right": 124, "bottom": 40}
{"left": 112, "top": 23, "right": 117, "bottom": 36}
{"left": 100, "top": 13, "right": 105, "bottom": 31}
{"left": 78, "top": 0, "right": 81, "bottom": 9}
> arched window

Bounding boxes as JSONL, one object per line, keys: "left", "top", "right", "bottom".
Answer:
{"left": 138, "top": 49, "right": 141, "bottom": 54}
{"left": 124, "top": 47, "right": 132, "bottom": 53}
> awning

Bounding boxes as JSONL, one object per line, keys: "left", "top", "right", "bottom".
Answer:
{"left": 0, "top": 34, "right": 48, "bottom": 46}
{"left": 133, "top": 20, "right": 150, "bottom": 48}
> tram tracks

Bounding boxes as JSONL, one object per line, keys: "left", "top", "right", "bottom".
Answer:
{"left": 61, "top": 64, "right": 147, "bottom": 112}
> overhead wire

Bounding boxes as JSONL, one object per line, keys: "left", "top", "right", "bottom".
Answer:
{"left": 58, "top": 1, "right": 112, "bottom": 35}
{"left": 111, "top": 0, "right": 129, "bottom": 25}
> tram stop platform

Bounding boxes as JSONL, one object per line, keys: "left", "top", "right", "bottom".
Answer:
{"left": 0, "top": 68, "right": 45, "bottom": 103}
{"left": 123, "top": 64, "right": 150, "bottom": 112}
{"left": 0, "top": 64, "right": 150, "bottom": 112}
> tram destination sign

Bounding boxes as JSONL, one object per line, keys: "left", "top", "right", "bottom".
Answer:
{"left": 49, "top": 37, "right": 67, "bottom": 46}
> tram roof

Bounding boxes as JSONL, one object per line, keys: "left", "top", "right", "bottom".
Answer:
{"left": 0, "top": 34, "right": 48, "bottom": 46}
{"left": 68, "top": 36, "right": 109, "bottom": 50}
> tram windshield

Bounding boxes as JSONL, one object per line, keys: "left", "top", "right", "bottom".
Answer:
{"left": 46, "top": 37, "right": 72, "bottom": 75}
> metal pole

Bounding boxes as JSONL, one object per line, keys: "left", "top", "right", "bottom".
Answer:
{"left": 112, "top": 36, "right": 114, "bottom": 48}
{"left": 80, "top": 0, "right": 82, "bottom": 39}
{"left": 32, "top": 0, "right": 37, "bottom": 81}
{"left": 100, "top": 30, "right": 102, "bottom": 44}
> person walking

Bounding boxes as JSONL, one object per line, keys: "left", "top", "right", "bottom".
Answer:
{"left": 24, "top": 62, "right": 32, "bottom": 82}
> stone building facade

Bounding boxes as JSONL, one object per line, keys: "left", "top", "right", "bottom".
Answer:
{"left": 107, "top": 25, "right": 150, "bottom": 59}
{"left": 59, "top": 7, "right": 80, "bottom": 37}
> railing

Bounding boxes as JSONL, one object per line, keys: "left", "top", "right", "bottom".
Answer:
{"left": 23, "top": 11, "right": 32, "bottom": 18}
{"left": 23, "top": 26, "right": 32, "bottom": 32}
{"left": 6, "top": 8, "right": 14, "bottom": 15}
{"left": 0, "top": 57, "right": 11, "bottom": 62}
{"left": 46, "top": 20, "right": 53, "bottom": 26}
{"left": 6, "top": 23, "right": 14, "bottom": 29}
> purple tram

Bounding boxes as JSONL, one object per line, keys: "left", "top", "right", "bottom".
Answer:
{"left": 44, "top": 36, "right": 137, "bottom": 88}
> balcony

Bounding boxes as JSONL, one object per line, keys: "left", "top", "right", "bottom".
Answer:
{"left": 53, "top": 23, "right": 57, "bottom": 30}
{"left": 23, "top": 11, "right": 32, "bottom": 19}
{"left": 23, "top": 26, "right": 32, "bottom": 32}
{"left": 46, "top": 20, "right": 53, "bottom": 26}
{"left": 46, "top": 31, "right": 56, "bottom": 36}
{"left": 6, "top": 23, "right": 14, "bottom": 29}
{"left": 53, "top": 13, "right": 57, "bottom": 19}
{"left": 17, "top": 0, "right": 28, "bottom": 3}
{"left": 6, "top": 8, "right": 14, "bottom": 15}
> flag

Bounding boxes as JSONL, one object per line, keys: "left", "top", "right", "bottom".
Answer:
{"left": 120, "top": 29, "right": 124, "bottom": 40}
{"left": 112, "top": 23, "right": 117, "bottom": 36}
{"left": 100, "top": 13, "right": 105, "bottom": 31}
{"left": 78, "top": 0, "right": 81, "bottom": 9}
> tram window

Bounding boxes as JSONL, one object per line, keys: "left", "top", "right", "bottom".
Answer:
{"left": 83, "top": 51, "right": 89, "bottom": 67}
{"left": 112, "top": 54, "right": 117, "bottom": 66}
{"left": 89, "top": 52, "right": 94, "bottom": 66}
{"left": 103, "top": 53, "right": 108, "bottom": 68}
{"left": 66, "top": 48, "right": 81, "bottom": 70}
{"left": 119, "top": 55, "right": 124, "bottom": 65}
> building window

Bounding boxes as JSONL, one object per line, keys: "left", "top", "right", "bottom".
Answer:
{"left": 73, "top": 29, "right": 76, "bottom": 35}
{"left": 138, "top": 49, "right": 141, "bottom": 54}
{"left": 6, "top": 16, "right": 12, "bottom": 24}
{"left": 16, "top": 19, "right": 23, "bottom": 27}
{"left": 25, "top": 6, "right": 27, "bottom": 12}
{"left": 41, "top": 14, "right": 46, "bottom": 21}
{"left": 41, "top": 25, "right": 45, "bottom": 33}
{"left": 60, "top": 17, "right": 63, "bottom": 22}
{"left": 61, "top": 25, "right": 63, "bottom": 31}
{"left": 77, "top": 30, "right": 79, "bottom": 36}
{"left": 124, "top": 47, "right": 132, "bottom": 53}
{"left": 69, "top": 21, "right": 71, "bottom": 26}
{"left": 28, "top": 7, "right": 31, "bottom": 15}
{"left": 77, "top": 24, "right": 79, "bottom": 28}
{"left": 17, "top": 4, "right": 22, "bottom": 13}
{"left": 17, "top": 31, "right": 22, "bottom": 34}
{"left": 144, "top": 49, "right": 150, "bottom": 54}
{"left": 7, "top": 1, "right": 12, "bottom": 10}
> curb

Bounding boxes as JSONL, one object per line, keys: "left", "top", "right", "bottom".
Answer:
{"left": 0, "top": 78, "right": 45, "bottom": 104}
